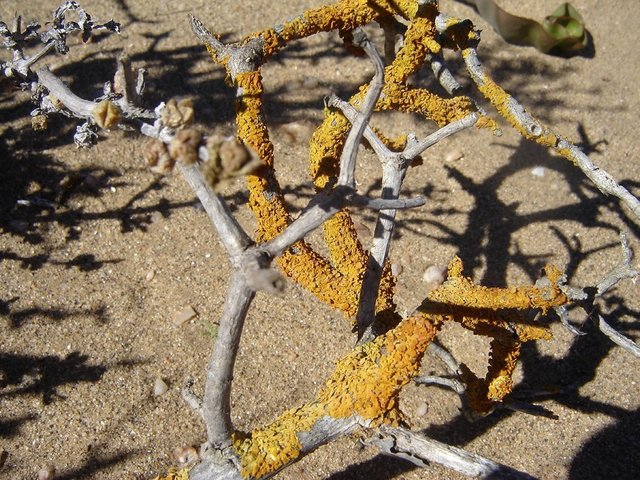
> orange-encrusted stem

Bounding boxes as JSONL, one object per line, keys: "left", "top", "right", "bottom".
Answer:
{"left": 253, "top": 0, "right": 435, "bottom": 60}
{"left": 420, "top": 257, "right": 563, "bottom": 413}
{"left": 461, "top": 48, "right": 558, "bottom": 147}
{"left": 427, "top": 258, "right": 568, "bottom": 314}
{"left": 232, "top": 312, "right": 439, "bottom": 478}
{"left": 232, "top": 70, "right": 363, "bottom": 313}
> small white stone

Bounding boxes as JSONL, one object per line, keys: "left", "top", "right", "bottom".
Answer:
{"left": 445, "top": 149, "right": 464, "bottom": 162}
{"left": 145, "top": 270, "right": 155, "bottom": 282}
{"left": 531, "top": 166, "right": 546, "bottom": 177}
{"left": 415, "top": 402, "right": 428, "bottom": 416}
{"left": 173, "top": 306, "right": 197, "bottom": 326}
{"left": 391, "top": 262, "right": 403, "bottom": 276}
{"left": 153, "top": 377, "right": 169, "bottom": 397}
{"left": 38, "top": 465, "right": 56, "bottom": 480}
{"left": 173, "top": 446, "right": 199, "bottom": 465}
{"left": 423, "top": 265, "right": 447, "bottom": 291}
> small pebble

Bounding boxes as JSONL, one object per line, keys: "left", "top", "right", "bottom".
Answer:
{"left": 173, "top": 446, "right": 199, "bottom": 465}
{"left": 280, "top": 121, "right": 312, "bottom": 143}
{"left": 150, "top": 211, "right": 164, "bottom": 224}
{"left": 153, "top": 377, "right": 169, "bottom": 397}
{"left": 423, "top": 265, "right": 447, "bottom": 291}
{"left": 173, "top": 306, "right": 197, "bottom": 326}
{"left": 353, "top": 221, "right": 371, "bottom": 239}
{"left": 391, "top": 262, "right": 403, "bottom": 276}
{"left": 145, "top": 270, "right": 156, "bottom": 282}
{"left": 415, "top": 402, "right": 428, "bottom": 417}
{"left": 38, "top": 465, "right": 56, "bottom": 480}
{"left": 302, "top": 76, "right": 320, "bottom": 89}
{"left": 445, "top": 149, "right": 464, "bottom": 162}
{"left": 531, "top": 166, "right": 546, "bottom": 177}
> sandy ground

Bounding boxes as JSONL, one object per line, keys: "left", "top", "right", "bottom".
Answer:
{"left": 1, "top": 1, "right": 639, "bottom": 479}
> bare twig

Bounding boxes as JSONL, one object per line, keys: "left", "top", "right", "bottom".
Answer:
{"left": 337, "top": 28, "right": 385, "bottom": 189}
{"left": 201, "top": 272, "right": 255, "bottom": 451}
{"left": 415, "top": 375, "right": 466, "bottom": 394}
{"left": 182, "top": 378, "right": 204, "bottom": 421}
{"left": 558, "top": 233, "right": 639, "bottom": 355}
{"left": 36, "top": 67, "right": 97, "bottom": 118}
{"left": 594, "top": 233, "right": 638, "bottom": 296}
{"left": 262, "top": 186, "right": 424, "bottom": 259}
{"left": 598, "top": 315, "right": 640, "bottom": 358}
{"left": 350, "top": 114, "right": 478, "bottom": 342}
{"left": 428, "top": 341, "right": 463, "bottom": 375}
{"left": 178, "top": 164, "right": 252, "bottom": 257}
{"left": 374, "top": 426, "right": 537, "bottom": 479}
{"left": 459, "top": 37, "right": 640, "bottom": 221}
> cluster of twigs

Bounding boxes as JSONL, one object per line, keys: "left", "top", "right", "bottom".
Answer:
{"left": 1, "top": 1, "right": 639, "bottom": 479}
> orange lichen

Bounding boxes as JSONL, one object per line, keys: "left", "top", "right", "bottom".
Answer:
{"left": 318, "top": 313, "right": 439, "bottom": 423}
{"left": 416, "top": 257, "right": 564, "bottom": 413}
{"left": 461, "top": 49, "right": 559, "bottom": 147}
{"left": 233, "top": 312, "right": 439, "bottom": 478}
{"left": 194, "top": 1, "right": 582, "bottom": 474}
{"left": 229, "top": 254, "right": 570, "bottom": 477}
{"left": 427, "top": 257, "right": 567, "bottom": 314}
{"left": 232, "top": 404, "right": 320, "bottom": 478}
{"left": 277, "top": 245, "right": 360, "bottom": 316}
{"left": 252, "top": 0, "right": 435, "bottom": 60}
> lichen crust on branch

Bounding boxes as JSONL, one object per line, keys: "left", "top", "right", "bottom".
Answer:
{"left": 232, "top": 312, "right": 439, "bottom": 478}
{"left": 418, "top": 257, "right": 567, "bottom": 413}
{"left": 228, "top": 254, "right": 571, "bottom": 477}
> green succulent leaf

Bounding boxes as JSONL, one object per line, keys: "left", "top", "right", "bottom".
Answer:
{"left": 472, "top": 1, "right": 590, "bottom": 55}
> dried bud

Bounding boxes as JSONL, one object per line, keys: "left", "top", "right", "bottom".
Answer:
{"left": 31, "top": 114, "right": 48, "bottom": 131}
{"left": 92, "top": 99, "right": 121, "bottom": 129}
{"left": 202, "top": 135, "right": 263, "bottom": 190}
{"left": 161, "top": 98, "right": 194, "bottom": 129}
{"left": 168, "top": 128, "right": 202, "bottom": 165}
{"left": 219, "top": 138, "right": 250, "bottom": 173}
{"left": 144, "top": 138, "right": 175, "bottom": 174}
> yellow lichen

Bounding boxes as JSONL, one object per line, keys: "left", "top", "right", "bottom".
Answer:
{"left": 151, "top": 468, "right": 190, "bottom": 480}
{"left": 427, "top": 257, "right": 567, "bottom": 314}
{"left": 416, "top": 257, "right": 564, "bottom": 413}
{"left": 193, "top": 1, "right": 582, "bottom": 475}
{"left": 233, "top": 312, "right": 439, "bottom": 478}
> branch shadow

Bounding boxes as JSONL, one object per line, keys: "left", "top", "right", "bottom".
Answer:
{"left": 569, "top": 406, "right": 640, "bottom": 480}
{"left": 423, "top": 134, "right": 638, "bottom": 285}
{"left": 1, "top": 297, "right": 110, "bottom": 328}
{"left": 0, "top": 413, "right": 38, "bottom": 439}
{"left": 0, "top": 351, "right": 107, "bottom": 405}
